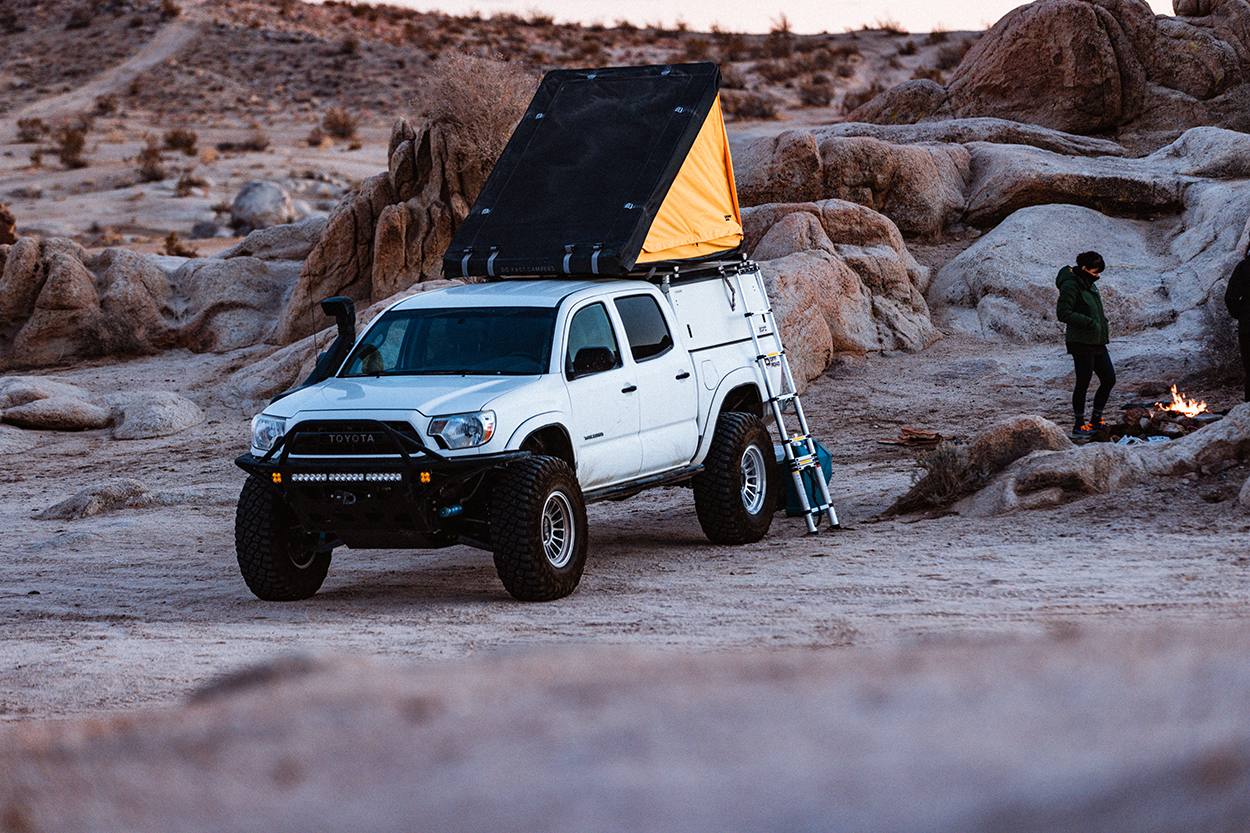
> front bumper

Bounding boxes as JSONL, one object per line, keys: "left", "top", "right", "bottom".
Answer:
{"left": 235, "top": 422, "right": 528, "bottom": 549}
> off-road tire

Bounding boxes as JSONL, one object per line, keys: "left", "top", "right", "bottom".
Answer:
{"left": 693, "top": 411, "right": 776, "bottom": 544}
{"left": 235, "top": 476, "right": 330, "bottom": 601}
{"left": 491, "top": 456, "right": 588, "bottom": 602}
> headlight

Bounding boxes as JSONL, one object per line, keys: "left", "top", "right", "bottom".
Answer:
{"left": 251, "top": 414, "right": 287, "bottom": 453}
{"left": 429, "top": 411, "right": 495, "bottom": 449}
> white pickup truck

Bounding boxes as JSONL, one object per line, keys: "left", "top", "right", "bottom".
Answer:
{"left": 234, "top": 261, "right": 784, "bottom": 602}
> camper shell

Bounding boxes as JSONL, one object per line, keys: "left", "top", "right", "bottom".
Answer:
{"left": 233, "top": 63, "right": 799, "bottom": 603}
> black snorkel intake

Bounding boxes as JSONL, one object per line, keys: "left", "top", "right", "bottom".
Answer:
{"left": 269, "top": 296, "right": 356, "bottom": 404}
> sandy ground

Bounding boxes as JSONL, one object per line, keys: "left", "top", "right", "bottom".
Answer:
{"left": 3, "top": 332, "right": 1249, "bottom": 723}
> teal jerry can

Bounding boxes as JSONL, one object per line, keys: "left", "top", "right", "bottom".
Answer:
{"left": 776, "top": 441, "right": 831, "bottom": 517}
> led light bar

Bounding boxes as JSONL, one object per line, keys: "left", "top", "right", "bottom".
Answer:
{"left": 288, "top": 472, "right": 404, "bottom": 483}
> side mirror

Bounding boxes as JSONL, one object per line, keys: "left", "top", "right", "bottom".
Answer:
{"left": 570, "top": 346, "right": 616, "bottom": 378}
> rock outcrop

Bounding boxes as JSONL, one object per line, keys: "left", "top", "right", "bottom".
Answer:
{"left": 848, "top": 0, "right": 1250, "bottom": 147}
{"left": 230, "top": 181, "right": 298, "bottom": 231}
{"left": 954, "top": 402, "right": 1250, "bottom": 515}
{"left": 741, "top": 200, "right": 938, "bottom": 382}
{"left": 736, "top": 133, "right": 969, "bottom": 239}
{"left": 271, "top": 112, "right": 515, "bottom": 345}
{"left": 102, "top": 391, "right": 204, "bottom": 440}
{"left": 0, "top": 238, "right": 175, "bottom": 369}
{"left": 0, "top": 201, "right": 15, "bottom": 245}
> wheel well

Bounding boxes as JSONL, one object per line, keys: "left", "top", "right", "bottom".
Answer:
{"left": 720, "top": 384, "right": 764, "bottom": 419}
{"left": 520, "top": 425, "right": 575, "bottom": 468}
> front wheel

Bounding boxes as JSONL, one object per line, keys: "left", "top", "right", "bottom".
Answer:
{"left": 693, "top": 412, "right": 776, "bottom": 544}
{"left": 235, "top": 477, "right": 331, "bottom": 601}
{"left": 491, "top": 456, "right": 588, "bottom": 601}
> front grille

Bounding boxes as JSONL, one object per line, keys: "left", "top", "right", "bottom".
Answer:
{"left": 286, "top": 420, "right": 423, "bottom": 456}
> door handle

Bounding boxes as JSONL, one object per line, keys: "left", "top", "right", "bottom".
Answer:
{"left": 622, "top": 384, "right": 637, "bottom": 393}
{"left": 675, "top": 371, "right": 690, "bottom": 379}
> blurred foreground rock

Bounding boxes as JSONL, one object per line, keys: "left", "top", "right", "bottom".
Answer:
{"left": 1, "top": 631, "right": 1248, "bottom": 832}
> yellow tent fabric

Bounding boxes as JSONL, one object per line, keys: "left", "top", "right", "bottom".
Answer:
{"left": 636, "top": 96, "right": 743, "bottom": 264}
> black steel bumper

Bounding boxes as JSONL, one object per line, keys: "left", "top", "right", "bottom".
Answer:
{"left": 234, "top": 422, "right": 529, "bottom": 549}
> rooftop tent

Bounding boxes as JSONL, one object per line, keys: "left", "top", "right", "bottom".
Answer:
{"left": 442, "top": 62, "right": 742, "bottom": 280}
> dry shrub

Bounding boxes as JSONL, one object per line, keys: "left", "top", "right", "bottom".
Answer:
{"left": 321, "top": 106, "right": 358, "bottom": 140}
{"left": 926, "top": 27, "right": 950, "bottom": 45}
{"left": 912, "top": 66, "right": 943, "bottom": 82}
{"left": 163, "top": 127, "right": 198, "bottom": 156}
{"left": 871, "top": 15, "right": 907, "bottom": 35}
{"left": 136, "top": 136, "right": 167, "bottom": 181}
{"left": 17, "top": 118, "right": 48, "bottom": 143}
{"left": 842, "top": 80, "right": 886, "bottom": 113}
{"left": 754, "top": 59, "right": 801, "bottom": 84}
{"left": 54, "top": 124, "right": 89, "bottom": 169}
{"left": 798, "top": 76, "right": 834, "bottom": 107}
{"left": 720, "top": 89, "right": 781, "bottom": 120}
{"left": 163, "top": 231, "right": 198, "bottom": 258}
{"left": 899, "top": 40, "right": 917, "bottom": 55}
{"left": 888, "top": 442, "right": 981, "bottom": 515}
{"left": 416, "top": 53, "right": 538, "bottom": 176}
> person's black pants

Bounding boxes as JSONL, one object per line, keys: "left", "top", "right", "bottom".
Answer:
{"left": 1072, "top": 351, "right": 1115, "bottom": 424}
{"left": 1240, "top": 325, "right": 1250, "bottom": 401}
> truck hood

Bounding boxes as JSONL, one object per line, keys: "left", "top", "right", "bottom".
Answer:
{"left": 271, "top": 375, "right": 541, "bottom": 419}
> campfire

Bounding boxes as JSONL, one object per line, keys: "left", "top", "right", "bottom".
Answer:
{"left": 1106, "top": 385, "right": 1222, "bottom": 443}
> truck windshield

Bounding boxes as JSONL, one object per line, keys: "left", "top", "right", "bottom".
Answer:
{"left": 340, "top": 307, "right": 557, "bottom": 376}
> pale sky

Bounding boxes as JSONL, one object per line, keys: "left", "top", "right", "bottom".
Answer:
{"left": 381, "top": 0, "right": 1178, "bottom": 34}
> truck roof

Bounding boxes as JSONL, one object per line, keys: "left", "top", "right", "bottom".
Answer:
{"left": 389, "top": 279, "right": 661, "bottom": 311}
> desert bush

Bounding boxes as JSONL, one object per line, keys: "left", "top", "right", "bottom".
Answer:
{"left": 163, "top": 127, "right": 198, "bottom": 156}
{"left": 835, "top": 59, "right": 856, "bottom": 78}
{"left": 842, "top": 80, "right": 886, "bottom": 113}
{"left": 754, "top": 60, "right": 801, "bottom": 84}
{"left": 338, "top": 35, "right": 359, "bottom": 55}
{"left": 764, "top": 15, "right": 793, "bottom": 59}
{"left": 54, "top": 124, "right": 89, "bottom": 169}
{"left": 416, "top": 53, "right": 538, "bottom": 179}
{"left": 240, "top": 126, "right": 270, "bottom": 152}
{"left": 159, "top": 0, "right": 180, "bottom": 19}
{"left": 720, "top": 89, "right": 781, "bottom": 120}
{"left": 713, "top": 29, "right": 748, "bottom": 62}
{"left": 720, "top": 67, "right": 748, "bottom": 90}
{"left": 926, "top": 27, "right": 950, "bottom": 45}
{"left": 321, "top": 106, "right": 358, "bottom": 140}
{"left": 682, "top": 37, "right": 712, "bottom": 62}
{"left": 94, "top": 94, "right": 118, "bottom": 116}
{"left": 871, "top": 15, "right": 907, "bottom": 35}
{"left": 899, "top": 39, "right": 917, "bottom": 55}
{"left": 888, "top": 442, "right": 982, "bottom": 514}
{"left": 174, "top": 172, "right": 207, "bottom": 197}
{"left": 163, "top": 231, "right": 198, "bottom": 258}
{"left": 17, "top": 118, "right": 48, "bottom": 143}
{"left": 911, "top": 66, "right": 943, "bottom": 82}
{"left": 798, "top": 76, "right": 834, "bottom": 107}
{"left": 306, "top": 125, "right": 327, "bottom": 147}
{"left": 1, "top": 8, "right": 24, "bottom": 33}
{"left": 136, "top": 136, "right": 167, "bottom": 181}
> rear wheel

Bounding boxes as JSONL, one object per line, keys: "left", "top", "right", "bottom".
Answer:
{"left": 693, "top": 412, "right": 776, "bottom": 544}
{"left": 235, "top": 477, "right": 331, "bottom": 601}
{"left": 491, "top": 456, "right": 588, "bottom": 601}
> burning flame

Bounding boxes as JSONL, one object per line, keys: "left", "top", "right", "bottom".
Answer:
{"left": 1157, "top": 385, "right": 1208, "bottom": 417}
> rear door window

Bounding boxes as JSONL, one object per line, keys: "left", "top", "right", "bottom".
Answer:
{"left": 613, "top": 294, "right": 674, "bottom": 362}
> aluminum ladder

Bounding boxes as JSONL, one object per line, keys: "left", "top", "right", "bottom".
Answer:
{"left": 730, "top": 265, "right": 840, "bottom": 533}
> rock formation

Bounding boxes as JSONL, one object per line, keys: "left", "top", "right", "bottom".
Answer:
{"left": 271, "top": 114, "right": 514, "bottom": 345}
{"left": 0, "top": 201, "right": 16, "bottom": 245}
{"left": 741, "top": 200, "right": 939, "bottom": 383}
{"left": 954, "top": 402, "right": 1250, "bottom": 515}
{"left": 230, "top": 181, "right": 298, "bottom": 231}
{"left": 847, "top": 0, "right": 1250, "bottom": 148}
{"left": 928, "top": 128, "right": 1250, "bottom": 364}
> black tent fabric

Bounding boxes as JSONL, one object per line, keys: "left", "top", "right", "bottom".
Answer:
{"left": 443, "top": 62, "right": 737, "bottom": 280}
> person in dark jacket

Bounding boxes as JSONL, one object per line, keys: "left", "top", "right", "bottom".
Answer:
{"left": 1223, "top": 242, "right": 1250, "bottom": 401}
{"left": 1056, "top": 251, "right": 1114, "bottom": 439}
